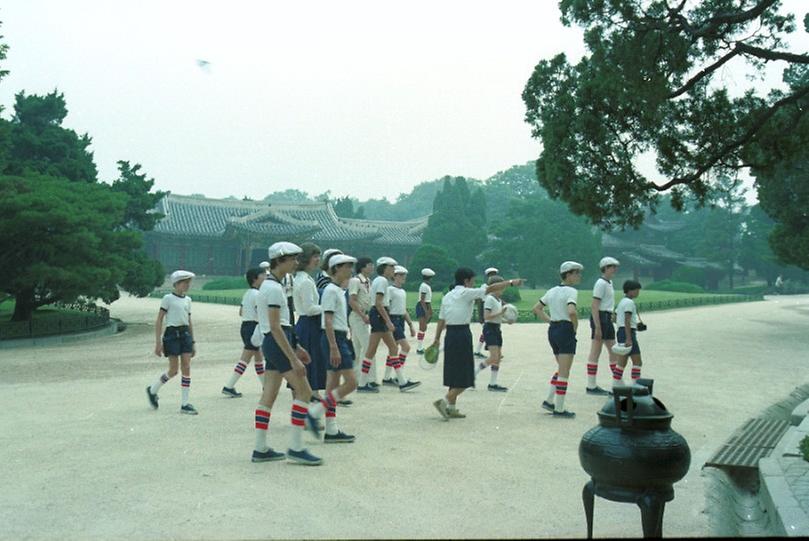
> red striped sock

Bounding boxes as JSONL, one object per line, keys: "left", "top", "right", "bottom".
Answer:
{"left": 254, "top": 360, "right": 265, "bottom": 375}
{"left": 586, "top": 363, "right": 598, "bottom": 376}
{"left": 613, "top": 365, "right": 624, "bottom": 381}
{"left": 291, "top": 402, "right": 307, "bottom": 427}
{"left": 631, "top": 367, "right": 641, "bottom": 380}
{"left": 234, "top": 361, "right": 247, "bottom": 375}
{"left": 386, "top": 356, "right": 396, "bottom": 368}
{"left": 555, "top": 379, "right": 568, "bottom": 395}
{"left": 399, "top": 353, "right": 407, "bottom": 367}
{"left": 361, "top": 359, "right": 372, "bottom": 374}
{"left": 417, "top": 332, "right": 425, "bottom": 341}
{"left": 255, "top": 407, "right": 270, "bottom": 430}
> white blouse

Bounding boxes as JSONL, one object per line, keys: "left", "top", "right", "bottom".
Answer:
{"left": 292, "top": 271, "right": 322, "bottom": 317}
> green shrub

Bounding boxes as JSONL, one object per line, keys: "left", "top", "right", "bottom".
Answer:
{"left": 203, "top": 277, "right": 246, "bottom": 290}
{"left": 501, "top": 286, "right": 522, "bottom": 304}
{"left": 645, "top": 280, "right": 705, "bottom": 293}
{"left": 800, "top": 435, "right": 809, "bottom": 463}
{"left": 671, "top": 266, "right": 706, "bottom": 287}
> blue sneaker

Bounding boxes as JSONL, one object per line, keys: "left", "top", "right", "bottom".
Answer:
{"left": 552, "top": 410, "right": 576, "bottom": 419}
{"left": 146, "top": 386, "right": 159, "bottom": 409}
{"left": 324, "top": 431, "right": 355, "bottom": 444}
{"left": 541, "top": 400, "right": 555, "bottom": 412}
{"left": 251, "top": 448, "right": 285, "bottom": 462}
{"left": 287, "top": 448, "right": 322, "bottom": 465}
{"left": 304, "top": 413, "right": 321, "bottom": 438}
{"left": 357, "top": 384, "right": 379, "bottom": 393}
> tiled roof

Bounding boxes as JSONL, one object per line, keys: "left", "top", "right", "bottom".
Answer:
{"left": 152, "top": 194, "right": 427, "bottom": 245}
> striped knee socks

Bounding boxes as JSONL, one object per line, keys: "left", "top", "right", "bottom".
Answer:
{"left": 150, "top": 372, "right": 172, "bottom": 394}
{"left": 360, "top": 359, "right": 373, "bottom": 386}
{"left": 255, "top": 405, "right": 271, "bottom": 452}
{"left": 290, "top": 400, "right": 308, "bottom": 452}
{"left": 226, "top": 361, "right": 248, "bottom": 389}
{"left": 546, "top": 372, "right": 558, "bottom": 404}
{"left": 631, "top": 366, "right": 641, "bottom": 381}
{"left": 554, "top": 377, "right": 569, "bottom": 413}
{"left": 181, "top": 376, "right": 191, "bottom": 405}
{"left": 586, "top": 363, "right": 598, "bottom": 388}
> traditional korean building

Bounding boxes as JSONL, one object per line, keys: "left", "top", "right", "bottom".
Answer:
{"left": 143, "top": 194, "right": 428, "bottom": 276}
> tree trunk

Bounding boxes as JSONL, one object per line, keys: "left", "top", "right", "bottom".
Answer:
{"left": 12, "top": 288, "right": 36, "bottom": 322}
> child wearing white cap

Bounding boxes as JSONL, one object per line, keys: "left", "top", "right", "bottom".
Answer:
{"left": 532, "top": 261, "right": 584, "bottom": 418}
{"left": 612, "top": 280, "right": 644, "bottom": 388}
{"left": 146, "top": 270, "right": 198, "bottom": 415}
{"left": 251, "top": 241, "right": 322, "bottom": 466}
{"left": 222, "top": 267, "right": 268, "bottom": 398}
{"left": 475, "top": 267, "right": 500, "bottom": 357}
{"left": 358, "top": 257, "right": 421, "bottom": 393}
{"left": 384, "top": 266, "right": 416, "bottom": 384}
{"left": 293, "top": 243, "right": 327, "bottom": 401}
{"left": 415, "top": 268, "right": 435, "bottom": 353}
{"left": 307, "top": 254, "right": 360, "bottom": 443}
{"left": 348, "top": 257, "right": 375, "bottom": 383}
{"left": 474, "top": 275, "right": 511, "bottom": 392}
{"left": 585, "top": 257, "right": 620, "bottom": 396}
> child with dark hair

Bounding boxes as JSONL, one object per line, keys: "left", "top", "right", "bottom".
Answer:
{"left": 222, "top": 267, "right": 268, "bottom": 397}
{"left": 612, "top": 280, "right": 644, "bottom": 388}
{"left": 431, "top": 268, "right": 523, "bottom": 420}
{"left": 348, "top": 257, "right": 374, "bottom": 383}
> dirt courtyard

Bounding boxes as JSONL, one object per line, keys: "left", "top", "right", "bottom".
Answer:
{"left": 2, "top": 294, "right": 807, "bottom": 539}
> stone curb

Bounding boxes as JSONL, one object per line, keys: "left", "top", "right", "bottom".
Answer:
{"left": 0, "top": 321, "right": 119, "bottom": 349}
{"left": 760, "top": 410, "right": 809, "bottom": 535}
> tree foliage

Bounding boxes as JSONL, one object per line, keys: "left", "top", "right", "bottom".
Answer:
{"left": 422, "top": 177, "right": 488, "bottom": 268}
{"left": 407, "top": 244, "right": 458, "bottom": 292}
{"left": 523, "top": 0, "right": 809, "bottom": 233}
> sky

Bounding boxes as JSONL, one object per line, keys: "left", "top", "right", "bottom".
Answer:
{"left": 0, "top": 1, "right": 806, "bottom": 202}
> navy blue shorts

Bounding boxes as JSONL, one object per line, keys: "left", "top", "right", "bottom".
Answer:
{"left": 262, "top": 326, "right": 295, "bottom": 373}
{"left": 391, "top": 315, "right": 406, "bottom": 341}
{"left": 320, "top": 331, "right": 355, "bottom": 371}
{"left": 548, "top": 321, "right": 577, "bottom": 356}
{"left": 369, "top": 306, "right": 390, "bottom": 333}
{"left": 415, "top": 302, "right": 431, "bottom": 319}
{"left": 616, "top": 328, "right": 641, "bottom": 355}
{"left": 163, "top": 326, "right": 193, "bottom": 357}
{"left": 589, "top": 311, "right": 616, "bottom": 341}
{"left": 483, "top": 322, "right": 502, "bottom": 348}
{"left": 240, "top": 321, "right": 259, "bottom": 351}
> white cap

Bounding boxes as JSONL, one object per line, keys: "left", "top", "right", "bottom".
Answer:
{"left": 259, "top": 261, "right": 270, "bottom": 269}
{"left": 560, "top": 261, "right": 584, "bottom": 273}
{"left": 485, "top": 267, "right": 499, "bottom": 275}
{"left": 329, "top": 254, "right": 357, "bottom": 268}
{"left": 322, "top": 248, "right": 343, "bottom": 260}
{"left": 421, "top": 268, "right": 435, "bottom": 277}
{"left": 599, "top": 256, "right": 620, "bottom": 269}
{"left": 376, "top": 256, "right": 397, "bottom": 267}
{"left": 268, "top": 241, "right": 303, "bottom": 260}
{"left": 170, "top": 270, "right": 195, "bottom": 284}
{"left": 394, "top": 265, "right": 408, "bottom": 275}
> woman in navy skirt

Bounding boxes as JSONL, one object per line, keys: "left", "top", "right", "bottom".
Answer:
{"left": 431, "top": 268, "right": 523, "bottom": 420}
{"left": 292, "top": 243, "right": 327, "bottom": 400}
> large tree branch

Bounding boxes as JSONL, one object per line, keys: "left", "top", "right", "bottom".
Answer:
{"left": 668, "top": 46, "right": 742, "bottom": 98}
{"left": 691, "top": 0, "right": 779, "bottom": 38}
{"left": 652, "top": 84, "right": 809, "bottom": 191}
{"left": 735, "top": 42, "right": 809, "bottom": 64}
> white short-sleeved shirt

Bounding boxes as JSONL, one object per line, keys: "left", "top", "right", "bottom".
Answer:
{"left": 615, "top": 297, "right": 638, "bottom": 329}
{"left": 484, "top": 294, "right": 503, "bottom": 324}
{"left": 438, "top": 285, "right": 488, "bottom": 325}
{"left": 160, "top": 293, "right": 192, "bottom": 327}
{"left": 321, "top": 282, "right": 349, "bottom": 332}
{"left": 292, "top": 271, "right": 322, "bottom": 317}
{"left": 348, "top": 275, "right": 372, "bottom": 313}
{"left": 419, "top": 282, "right": 433, "bottom": 303}
{"left": 388, "top": 286, "right": 407, "bottom": 316}
{"left": 592, "top": 277, "right": 615, "bottom": 312}
{"left": 257, "top": 278, "right": 291, "bottom": 333}
{"left": 540, "top": 285, "right": 578, "bottom": 322}
{"left": 371, "top": 276, "right": 391, "bottom": 307}
{"left": 240, "top": 289, "right": 260, "bottom": 322}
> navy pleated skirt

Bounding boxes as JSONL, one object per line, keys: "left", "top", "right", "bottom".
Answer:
{"left": 295, "top": 315, "right": 327, "bottom": 391}
{"left": 443, "top": 324, "right": 474, "bottom": 389}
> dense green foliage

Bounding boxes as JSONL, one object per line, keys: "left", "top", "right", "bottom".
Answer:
{"left": 522, "top": 0, "right": 809, "bottom": 271}
{"left": 422, "top": 177, "right": 487, "bottom": 268}
{"left": 202, "top": 277, "right": 248, "bottom": 291}
{"left": 645, "top": 280, "right": 705, "bottom": 293}
{"left": 406, "top": 244, "right": 458, "bottom": 292}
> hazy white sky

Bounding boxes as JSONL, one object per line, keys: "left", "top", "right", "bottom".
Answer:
{"left": 0, "top": 1, "right": 806, "bottom": 202}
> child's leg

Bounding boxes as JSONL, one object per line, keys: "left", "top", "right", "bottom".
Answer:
{"left": 487, "top": 346, "right": 502, "bottom": 385}
{"left": 283, "top": 364, "right": 316, "bottom": 452}
{"left": 253, "top": 350, "right": 265, "bottom": 384}
{"left": 630, "top": 354, "right": 642, "bottom": 381}
{"left": 475, "top": 330, "right": 485, "bottom": 355}
{"left": 417, "top": 317, "right": 428, "bottom": 350}
{"left": 603, "top": 340, "right": 616, "bottom": 382}
{"left": 586, "top": 338, "right": 602, "bottom": 389}
{"left": 612, "top": 354, "right": 628, "bottom": 388}
{"left": 398, "top": 339, "right": 410, "bottom": 369}
{"left": 180, "top": 354, "right": 192, "bottom": 406}
{"left": 150, "top": 356, "right": 179, "bottom": 395}
{"left": 311, "top": 370, "right": 358, "bottom": 435}
{"left": 255, "top": 373, "right": 283, "bottom": 452}
{"left": 383, "top": 333, "right": 407, "bottom": 385}
{"left": 225, "top": 349, "right": 253, "bottom": 390}
{"left": 554, "top": 354, "right": 574, "bottom": 413}
{"left": 360, "top": 333, "right": 382, "bottom": 386}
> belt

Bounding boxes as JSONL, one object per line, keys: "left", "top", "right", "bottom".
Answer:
{"left": 166, "top": 325, "right": 189, "bottom": 331}
{"left": 446, "top": 324, "right": 470, "bottom": 329}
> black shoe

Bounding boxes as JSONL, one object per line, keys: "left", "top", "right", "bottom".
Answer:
{"left": 552, "top": 410, "right": 576, "bottom": 418}
{"left": 541, "top": 400, "right": 555, "bottom": 412}
{"left": 222, "top": 386, "right": 242, "bottom": 398}
{"left": 416, "top": 349, "right": 425, "bottom": 355}
{"left": 369, "top": 381, "right": 380, "bottom": 389}
{"left": 585, "top": 386, "right": 610, "bottom": 396}
{"left": 399, "top": 380, "right": 422, "bottom": 392}
{"left": 251, "top": 448, "right": 285, "bottom": 462}
{"left": 357, "top": 384, "right": 379, "bottom": 393}
{"left": 381, "top": 378, "right": 398, "bottom": 386}
{"left": 310, "top": 395, "right": 323, "bottom": 404}
{"left": 338, "top": 399, "right": 353, "bottom": 407}
{"left": 180, "top": 404, "right": 198, "bottom": 415}
{"left": 324, "top": 431, "right": 356, "bottom": 444}
{"left": 474, "top": 352, "right": 486, "bottom": 358}
{"left": 146, "top": 386, "right": 159, "bottom": 409}
{"left": 287, "top": 448, "right": 322, "bottom": 465}
{"left": 487, "top": 384, "right": 508, "bottom": 392}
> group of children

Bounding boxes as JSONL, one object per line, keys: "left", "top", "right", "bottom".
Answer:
{"left": 146, "top": 245, "right": 646, "bottom": 465}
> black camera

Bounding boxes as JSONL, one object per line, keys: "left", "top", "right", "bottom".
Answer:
{"left": 637, "top": 322, "right": 647, "bottom": 332}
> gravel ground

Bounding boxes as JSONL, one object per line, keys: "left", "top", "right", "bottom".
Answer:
{"left": 1, "top": 294, "right": 807, "bottom": 540}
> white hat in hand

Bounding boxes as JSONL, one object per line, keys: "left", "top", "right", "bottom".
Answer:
{"left": 612, "top": 343, "right": 632, "bottom": 356}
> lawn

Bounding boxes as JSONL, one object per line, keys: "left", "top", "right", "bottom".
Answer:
{"left": 172, "top": 287, "right": 756, "bottom": 322}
